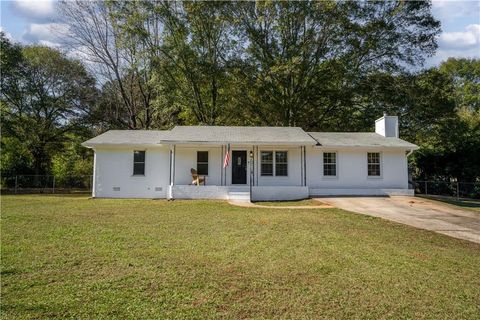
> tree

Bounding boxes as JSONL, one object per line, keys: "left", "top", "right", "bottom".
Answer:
{"left": 230, "top": 0, "right": 440, "bottom": 128}
{"left": 439, "top": 58, "right": 480, "bottom": 111}
{"left": 0, "top": 34, "right": 97, "bottom": 177}
{"left": 413, "top": 107, "right": 480, "bottom": 183}
{"left": 59, "top": 0, "right": 158, "bottom": 129}
{"left": 110, "top": 1, "right": 241, "bottom": 125}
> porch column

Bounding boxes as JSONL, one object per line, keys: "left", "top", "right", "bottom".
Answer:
{"left": 168, "top": 145, "right": 176, "bottom": 199}
{"left": 220, "top": 145, "right": 224, "bottom": 186}
{"left": 171, "top": 145, "right": 176, "bottom": 186}
{"left": 92, "top": 149, "right": 97, "bottom": 198}
{"left": 300, "top": 146, "right": 304, "bottom": 186}
{"left": 303, "top": 145, "right": 307, "bottom": 186}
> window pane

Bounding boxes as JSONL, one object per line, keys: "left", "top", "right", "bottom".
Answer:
{"left": 275, "top": 151, "right": 287, "bottom": 163}
{"left": 197, "top": 151, "right": 208, "bottom": 163}
{"left": 324, "top": 164, "right": 336, "bottom": 176}
{"left": 368, "top": 164, "right": 380, "bottom": 176}
{"left": 275, "top": 151, "right": 287, "bottom": 176}
{"left": 134, "top": 150, "right": 145, "bottom": 162}
{"left": 276, "top": 164, "right": 288, "bottom": 176}
{"left": 261, "top": 151, "right": 273, "bottom": 176}
{"left": 133, "top": 151, "right": 145, "bottom": 175}
{"left": 261, "top": 163, "right": 273, "bottom": 176}
{"left": 367, "top": 153, "right": 381, "bottom": 176}
{"left": 133, "top": 163, "right": 145, "bottom": 175}
{"left": 196, "top": 151, "right": 208, "bottom": 175}
{"left": 324, "top": 152, "right": 336, "bottom": 164}
{"left": 261, "top": 151, "right": 273, "bottom": 162}
{"left": 368, "top": 152, "right": 380, "bottom": 164}
{"left": 323, "top": 152, "right": 336, "bottom": 176}
{"left": 197, "top": 163, "right": 208, "bottom": 175}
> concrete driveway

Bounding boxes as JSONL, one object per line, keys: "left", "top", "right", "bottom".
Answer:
{"left": 320, "top": 196, "right": 480, "bottom": 244}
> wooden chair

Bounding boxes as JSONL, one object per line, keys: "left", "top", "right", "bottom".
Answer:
{"left": 190, "top": 168, "right": 206, "bottom": 186}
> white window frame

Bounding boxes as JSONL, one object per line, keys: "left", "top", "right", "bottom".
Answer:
{"left": 133, "top": 150, "right": 146, "bottom": 176}
{"left": 275, "top": 151, "right": 288, "bottom": 177}
{"left": 322, "top": 151, "right": 338, "bottom": 179}
{"left": 260, "top": 150, "right": 289, "bottom": 177}
{"left": 367, "top": 152, "right": 382, "bottom": 178}
{"left": 196, "top": 151, "right": 209, "bottom": 176}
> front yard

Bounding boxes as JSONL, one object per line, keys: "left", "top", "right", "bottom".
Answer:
{"left": 1, "top": 195, "right": 479, "bottom": 319}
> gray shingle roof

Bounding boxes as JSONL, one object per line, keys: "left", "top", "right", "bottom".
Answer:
{"left": 82, "top": 130, "right": 169, "bottom": 147}
{"left": 82, "top": 127, "right": 418, "bottom": 149}
{"left": 161, "top": 126, "right": 317, "bottom": 145}
{"left": 308, "top": 132, "right": 418, "bottom": 149}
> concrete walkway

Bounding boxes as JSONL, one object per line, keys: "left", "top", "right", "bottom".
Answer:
{"left": 319, "top": 196, "right": 480, "bottom": 244}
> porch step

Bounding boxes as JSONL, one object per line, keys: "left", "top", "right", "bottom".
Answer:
{"left": 228, "top": 191, "right": 251, "bottom": 202}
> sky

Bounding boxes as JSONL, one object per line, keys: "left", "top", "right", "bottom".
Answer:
{"left": 0, "top": 0, "right": 479, "bottom": 67}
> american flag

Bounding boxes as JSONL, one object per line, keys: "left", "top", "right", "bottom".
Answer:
{"left": 223, "top": 144, "right": 230, "bottom": 168}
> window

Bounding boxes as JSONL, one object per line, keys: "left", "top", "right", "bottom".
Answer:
{"left": 275, "top": 151, "right": 288, "bottom": 176}
{"left": 133, "top": 150, "right": 145, "bottom": 175}
{"left": 261, "top": 151, "right": 273, "bottom": 176}
{"left": 367, "top": 152, "right": 381, "bottom": 176}
{"left": 197, "top": 151, "right": 208, "bottom": 175}
{"left": 323, "top": 152, "right": 336, "bottom": 176}
{"left": 261, "top": 151, "right": 288, "bottom": 176}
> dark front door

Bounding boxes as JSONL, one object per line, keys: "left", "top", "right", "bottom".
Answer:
{"left": 232, "top": 151, "right": 247, "bottom": 184}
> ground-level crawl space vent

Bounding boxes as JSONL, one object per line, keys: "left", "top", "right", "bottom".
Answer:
{"left": 113, "top": 187, "right": 121, "bottom": 191}
{"left": 155, "top": 187, "right": 162, "bottom": 192}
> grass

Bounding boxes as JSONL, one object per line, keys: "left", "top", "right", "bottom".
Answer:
{"left": 253, "top": 198, "right": 323, "bottom": 206}
{"left": 1, "top": 195, "right": 480, "bottom": 319}
{"left": 418, "top": 195, "right": 480, "bottom": 212}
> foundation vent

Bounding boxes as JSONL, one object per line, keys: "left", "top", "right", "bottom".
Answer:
{"left": 113, "top": 187, "right": 121, "bottom": 191}
{"left": 155, "top": 187, "right": 163, "bottom": 192}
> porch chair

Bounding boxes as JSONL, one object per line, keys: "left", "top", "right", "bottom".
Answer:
{"left": 190, "top": 168, "right": 206, "bottom": 186}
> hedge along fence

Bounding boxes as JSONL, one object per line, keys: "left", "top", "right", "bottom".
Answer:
{"left": 1, "top": 175, "right": 93, "bottom": 194}
{"left": 412, "top": 181, "right": 480, "bottom": 200}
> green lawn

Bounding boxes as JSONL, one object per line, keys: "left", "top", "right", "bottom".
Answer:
{"left": 1, "top": 195, "right": 479, "bottom": 319}
{"left": 419, "top": 195, "right": 480, "bottom": 212}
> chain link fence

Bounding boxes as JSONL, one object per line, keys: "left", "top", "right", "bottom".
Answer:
{"left": 412, "top": 180, "right": 480, "bottom": 200}
{"left": 1, "top": 175, "right": 93, "bottom": 194}
{"left": 2, "top": 175, "right": 478, "bottom": 199}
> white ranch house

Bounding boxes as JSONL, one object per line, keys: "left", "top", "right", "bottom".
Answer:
{"left": 82, "top": 115, "right": 418, "bottom": 201}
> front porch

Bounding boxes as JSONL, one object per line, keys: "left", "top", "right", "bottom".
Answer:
{"left": 168, "top": 185, "right": 309, "bottom": 201}
{"left": 166, "top": 143, "right": 309, "bottom": 201}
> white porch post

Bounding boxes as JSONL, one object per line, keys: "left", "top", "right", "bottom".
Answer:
{"left": 300, "top": 146, "right": 304, "bottom": 186}
{"left": 92, "top": 149, "right": 97, "bottom": 198}
{"left": 303, "top": 145, "right": 307, "bottom": 186}
{"left": 168, "top": 145, "right": 176, "bottom": 199}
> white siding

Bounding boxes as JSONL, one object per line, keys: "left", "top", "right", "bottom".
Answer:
{"left": 255, "top": 147, "right": 303, "bottom": 186}
{"left": 92, "top": 144, "right": 411, "bottom": 199}
{"left": 93, "top": 147, "right": 170, "bottom": 198}
{"left": 173, "top": 146, "right": 223, "bottom": 186}
{"left": 306, "top": 147, "right": 408, "bottom": 190}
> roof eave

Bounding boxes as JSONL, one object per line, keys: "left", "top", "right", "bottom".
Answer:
{"left": 81, "top": 142, "right": 165, "bottom": 149}
{"left": 315, "top": 144, "right": 419, "bottom": 149}
{"left": 159, "top": 140, "right": 316, "bottom": 145}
